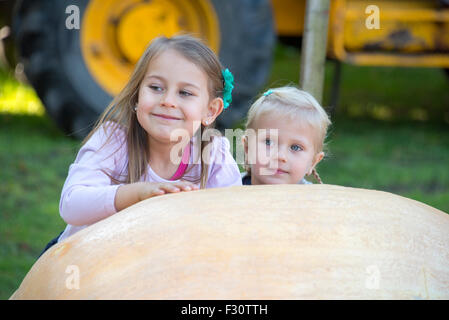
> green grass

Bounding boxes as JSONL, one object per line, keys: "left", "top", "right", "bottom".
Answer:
{"left": 318, "top": 119, "right": 449, "bottom": 206}
{"left": 267, "top": 44, "right": 449, "bottom": 123}
{"left": 1, "top": 44, "right": 449, "bottom": 299}
{"left": 0, "top": 114, "right": 79, "bottom": 298}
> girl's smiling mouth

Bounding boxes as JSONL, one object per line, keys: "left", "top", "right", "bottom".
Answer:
{"left": 152, "top": 113, "right": 181, "bottom": 120}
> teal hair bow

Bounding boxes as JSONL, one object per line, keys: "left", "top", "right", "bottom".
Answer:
{"left": 222, "top": 68, "right": 234, "bottom": 109}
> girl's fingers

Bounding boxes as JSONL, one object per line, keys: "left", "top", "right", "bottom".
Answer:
{"left": 177, "top": 181, "right": 199, "bottom": 191}
{"left": 147, "top": 182, "right": 198, "bottom": 195}
{"left": 159, "top": 184, "right": 181, "bottom": 193}
{"left": 141, "top": 188, "right": 165, "bottom": 200}
{"left": 150, "top": 188, "right": 165, "bottom": 196}
{"left": 179, "top": 180, "right": 199, "bottom": 187}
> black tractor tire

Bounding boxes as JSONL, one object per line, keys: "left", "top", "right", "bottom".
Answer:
{"left": 212, "top": 0, "right": 275, "bottom": 130}
{"left": 12, "top": 0, "right": 275, "bottom": 138}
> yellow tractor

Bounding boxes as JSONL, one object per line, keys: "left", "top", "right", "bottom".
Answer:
{"left": 1, "top": 0, "right": 449, "bottom": 137}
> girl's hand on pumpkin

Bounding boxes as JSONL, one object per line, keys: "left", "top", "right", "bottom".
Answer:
{"left": 115, "top": 181, "right": 199, "bottom": 212}
{"left": 137, "top": 181, "right": 199, "bottom": 201}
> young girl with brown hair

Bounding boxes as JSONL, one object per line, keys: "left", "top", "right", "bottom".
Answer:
{"left": 39, "top": 35, "right": 241, "bottom": 256}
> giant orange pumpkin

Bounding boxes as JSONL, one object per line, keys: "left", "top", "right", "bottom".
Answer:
{"left": 10, "top": 185, "right": 449, "bottom": 299}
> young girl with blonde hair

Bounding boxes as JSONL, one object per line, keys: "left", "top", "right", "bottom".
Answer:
{"left": 241, "top": 86, "right": 331, "bottom": 185}
{"left": 39, "top": 35, "right": 242, "bottom": 256}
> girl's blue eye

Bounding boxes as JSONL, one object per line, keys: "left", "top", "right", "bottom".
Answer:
{"left": 180, "top": 90, "right": 192, "bottom": 97}
{"left": 291, "top": 144, "right": 302, "bottom": 152}
{"left": 149, "top": 85, "right": 162, "bottom": 92}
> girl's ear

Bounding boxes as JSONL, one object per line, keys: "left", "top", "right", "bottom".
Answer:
{"left": 242, "top": 136, "right": 248, "bottom": 155}
{"left": 203, "top": 97, "right": 224, "bottom": 126}
{"left": 308, "top": 151, "right": 324, "bottom": 175}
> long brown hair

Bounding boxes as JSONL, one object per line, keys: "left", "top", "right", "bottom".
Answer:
{"left": 83, "top": 35, "right": 225, "bottom": 188}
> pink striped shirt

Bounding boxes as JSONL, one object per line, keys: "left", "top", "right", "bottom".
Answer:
{"left": 58, "top": 124, "right": 242, "bottom": 242}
